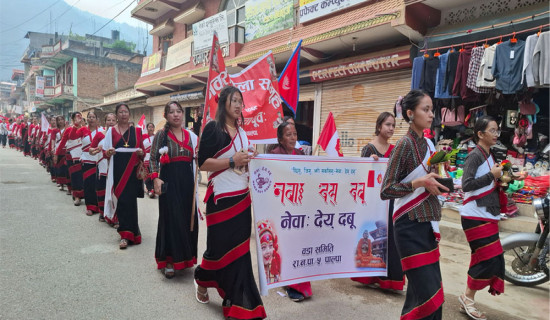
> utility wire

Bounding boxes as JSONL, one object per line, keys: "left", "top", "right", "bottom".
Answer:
{"left": 37, "top": 0, "right": 83, "bottom": 34}
{"left": 0, "top": 0, "right": 63, "bottom": 33}
{"left": 91, "top": 0, "right": 135, "bottom": 36}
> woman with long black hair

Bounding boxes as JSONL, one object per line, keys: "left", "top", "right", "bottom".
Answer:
{"left": 89, "top": 113, "right": 116, "bottom": 224}
{"left": 458, "top": 116, "right": 505, "bottom": 320}
{"left": 103, "top": 103, "right": 145, "bottom": 249}
{"left": 194, "top": 86, "right": 266, "bottom": 319}
{"left": 80, "top": 111, "right": 104, "bottom": 216}
{"left": 352, "top": 111, "right": 406, "bottom": 292}
{"left": 381, "top": 90, "right": 448, "bottom": 320}
{"left": 52, "top": 116, "right": 70, "bottom": 193}
{"left": 149, "top": 102, "right": 198, "bottom": 279}
{"left": 55, "top": 112, "right": 84, "bottom": 205}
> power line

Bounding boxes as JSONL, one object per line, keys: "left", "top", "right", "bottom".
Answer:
{"left": 37, "top": 0, "right": 84, "bottom": 34}
{"left": 91, "top": 0, "right": 135, "bottom": 36}
{"left": 0, "top": 0, "right": 64, "bottom": 34}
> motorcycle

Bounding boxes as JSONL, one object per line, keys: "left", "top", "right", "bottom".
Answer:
{"left": 501, "top": 192, "right": 549, "bottom": 286}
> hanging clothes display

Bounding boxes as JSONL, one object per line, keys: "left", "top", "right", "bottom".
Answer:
{"left": 477, "top": 43, "right": 497, "bottom": 88}
{"left": 466, "top": 46, "right": 492, "bottom": 94}
{"left": 411, "top": 56, "right": 424, "bottom": 90}
{"left": 419, "top": 55, "right": 440, "bottom": 95}
{"left": 532, "top": 31, "right": 550, "bottom": 86}
{"left": 452, "top": 45, "right": 479, "bottom": 101}
{"left": 522, "top": 34, "right": 539, "bottom": 87}
{"left": 434, "top": 50, "right": 458, "bottom": 99}
{"left": 492, "top": 39, "right": 526, "bottom": 94}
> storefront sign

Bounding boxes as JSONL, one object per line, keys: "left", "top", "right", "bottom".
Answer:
{"left": 165, "top": 37, "right": 193, "bottom": 71}
{"left": 249, "top": 154, "right": 389, "bottom": 295}
{"left": 103, "top": 88, "right": 145, "bottom": 104}
{"left": 35, "top": 76, "right": 44, "bottom": 98}
{"left": 299, "top": 0, "right": 370, "bottom": 23}
{"left": 245, "top": 0, "right": 294, "bottom": 42}
{"left": 140, "top": 51, "right": 162, "bottom": 77}
{"left": 192, "top": 44, "right": 229, "bottom": 66}
{"left": 192, "top": 11, "right": 229, "bottom": 53}
{"left": 170, "top": 90, "right": 204, "bottom": 102}
{"left": 310, "top": 50, "right": 411, "bottom": 82}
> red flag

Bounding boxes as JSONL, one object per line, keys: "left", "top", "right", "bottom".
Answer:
{"left": 202, "top": 32, "right": 229, "bottom": 129}
{"left": 136, "top": 114, "right": 146, "bottom": 134}
{"left": 230, "top": 51, "right": 284, "bottom": 144}
{"left": 317, "top": 112, "right": 343, "bottom": 157}
{"left": 367, "top": 170, "right": 375, "bottom": 188}
{"left": 278, "top": 40, "right": 301, "bottom": 115}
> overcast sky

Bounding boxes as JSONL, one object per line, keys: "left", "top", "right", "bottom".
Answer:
{"left": 66, "top": 0, "right": 142, "bottom": 28}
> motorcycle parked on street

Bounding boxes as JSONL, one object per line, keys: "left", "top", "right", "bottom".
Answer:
{"left": 501, "top": 193, "right": 549, "bottom": 286}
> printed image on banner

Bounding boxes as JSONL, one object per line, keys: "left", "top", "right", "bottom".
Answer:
{"left": 229, "top": 52, "right": 284, "bottom": 144}
{"left": 299, "top": 0, "right": 370, "bottom": 23}
{"left": 141, "top": 51, "right": 162, "bottom": 77}
{"left": 192, "top": 11, "right": 229, "bottom": 53}
{"left": 249, "top": 154, "right": 389, "bottom": 295}
{"left": 245, "top": 0, "right": 294, "bottom": 42}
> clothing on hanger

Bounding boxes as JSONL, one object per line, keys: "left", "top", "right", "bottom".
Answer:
{"left": 522, "top": 33, "right": 539, "bottom": 87}
{"left": 466, "top": 46, "right": 492, "bottom": 94}
{"left": 477, "top": 43, "right": 497, "bottom": 88}
{"left": 533, "top": 31, "right": 550, "bottom": 86}
{"left": 492, "top": 39, "right": 526, "bottom": 94}
{"left": 411, "top": 56, "right": 424, "bottom": 90}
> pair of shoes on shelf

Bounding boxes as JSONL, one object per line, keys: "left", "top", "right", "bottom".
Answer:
{"left": 286, "top": 287, "right": 305, "bottom": 302}
{"left": 194, "top": 280, "right": 209, "bottom": 304}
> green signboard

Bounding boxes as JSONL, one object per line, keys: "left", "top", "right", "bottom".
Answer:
{"left": 245, "top": 0, "right": 294, "bottom": 42}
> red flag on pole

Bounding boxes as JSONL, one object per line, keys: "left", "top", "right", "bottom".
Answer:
{"left": 202, "top": 32, "right": 229, "bottom": 129}
{"left": 136, "top": 114, "right": 146, "bottom": 134}
{"left": 278, "top": 40, "right": 302, "bottom": 116}
{"left": 317, "top": 112, "right": 343, "bottom": 157}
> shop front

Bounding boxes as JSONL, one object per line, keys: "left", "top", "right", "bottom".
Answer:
{"left": 308, "top": 46, "right": 413, "bottom": 156}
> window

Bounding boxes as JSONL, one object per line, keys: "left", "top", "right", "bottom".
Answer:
{"left": 66, "top": 66, "right": 72, "bottom": 85}
{"left": 160, "top": 34, "right": 173, "bottom": 55}
{"left": 45, "top": 76, "right": 53, "bottom": 87}
{"left": 224, "top": 0, "right": 246, "bottom": 44}
{"left": 56, "top": 69, "right": 63, "bottom": 85}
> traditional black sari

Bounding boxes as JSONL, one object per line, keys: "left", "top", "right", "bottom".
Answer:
{"left": 194, "top": 121, "right": 266, "bottom": 319}
{"left": 150, "top": 129, "right": 198, "bottom": 270}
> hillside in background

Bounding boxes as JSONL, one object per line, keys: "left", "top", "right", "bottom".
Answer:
{"left": 0, "top": 0, "right": 152, "bottom": 81}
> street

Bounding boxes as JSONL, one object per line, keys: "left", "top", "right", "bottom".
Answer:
{"left": 0, "top": 147, "right": 548, "bottom": 320}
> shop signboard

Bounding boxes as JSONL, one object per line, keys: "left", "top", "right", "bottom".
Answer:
{"left": 192, "top": 11, "right": 229, "bottom": 53}
{"left": 165, "top": 37, "right": 193, "bottom": 71}
{"left": 245, "top": 0, "right": 294, "bottom": 42}
{"left": 299, "top": 0, "right": 370, "bottom": 23}
{"left": 310, "top": 50, "right": 411, "bottom": 82}
{"left": 140, "top": 51, "right": 162, "bottom": 77}
{"left": 35, "top": 76, "right": 44, "bottom": 98}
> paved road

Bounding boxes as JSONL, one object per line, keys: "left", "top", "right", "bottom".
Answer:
{"left": 1, "top": 147, "right": 548, "bottom": 319}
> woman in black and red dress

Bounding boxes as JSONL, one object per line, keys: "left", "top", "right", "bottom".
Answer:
{"left": 79, "top": 111, "right": 104, "bottom": 216}
{"left": 55, "top": 112, "right": 84, "bottom": 205}
{"left": 352, "top": 112, "right": 406, "bottom": 292}
{"left": 381, "top": 90, "right": 449, "bottom": 320}
{"left": 150, "top": 102, "right": 198, "bottom": 279}
{"left": 194, "top": 86, "right": 266, "bottom": 319}
{"left": 104, "top": 103, "right": 145, "bottom": 249}
{"left": 52, "top": 116, "right": 70, "bottom": 193}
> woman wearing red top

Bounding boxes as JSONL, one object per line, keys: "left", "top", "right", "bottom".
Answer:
{"left": 352, "top": 112, "right": 406, "bottom": 292}
{"left": 143, "top": 122, "right": 156, "bottom": 198}
{"left": 55, "top": 112, "right": 84, "bottom": 206}
{"left": 89, "top": 113, "right": 116, "bottom": 224}
{"left": 79, "top": 111, "right": 104, "bottom": 216}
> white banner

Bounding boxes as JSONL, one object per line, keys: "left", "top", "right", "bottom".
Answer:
{"left": 165, "top": 37, "right": 193, "bottom": 71}
{"left": 35, "top": 76, "right": 45, "bottom": 98}
{"left": 249, "top": 154, "right": 389, "bottom": 295}
{"left": 299, "top": 0, "right": 370, "bottom": 23}
{"left": 192, "top": 11, "right": 229, "bottom": 53}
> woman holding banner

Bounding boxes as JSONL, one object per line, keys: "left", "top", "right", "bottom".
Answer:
{"left": 381, "top": 90, "right": 448, "bottom": 320}
{"left": 194, "top": 86, "right": 266, "bottom": 319}
{"left": 150, "top": 102, "right": 198, "bottom": 279}
{"left": 352, "top": 112, "right": 406, "bottom": 292}
{"left": 268, "top": 119, "right": 312, "bottom": 302}
{"left": 103, "top": 103, "right": 145, "bottom": 249}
